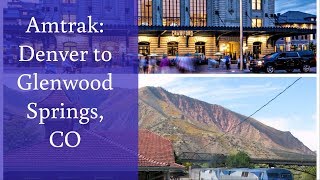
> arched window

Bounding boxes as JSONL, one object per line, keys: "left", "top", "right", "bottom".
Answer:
{"left": 253, "top": 42, "right": 262, "bottom": 59}
{"left": 138, "top": 0, "right": 153, "bottom": 26}
{"left": 63, "top": 42, "right": 77, "bottom": 51}
{"left": 167, "top": 41, "right": 178, "bottom": 56}
{"left": 163, "top": 0, "right": 180, "bottom": 26}
{"left": 190, "top": 0, "right": 207, "bottom": 26}
{"left": 138, "top": 42, "right": 150, "bottom": 56}
{"left": 195, "top": 42, "right": 205, "bottom": 54}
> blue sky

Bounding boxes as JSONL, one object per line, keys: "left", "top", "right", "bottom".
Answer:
{"left": 140, "top": 76, "right": 317, "bottom": 151}
{"left": 276, "top": 0, "right": 316, "bottom": 14}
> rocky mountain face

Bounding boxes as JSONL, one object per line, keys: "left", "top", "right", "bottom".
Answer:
{"left": 139, "top": 86, "right": 316, "bottom": 159}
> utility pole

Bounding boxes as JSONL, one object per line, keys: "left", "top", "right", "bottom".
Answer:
{"left": 240, "top": 0, "right": 243, "bottom": 71}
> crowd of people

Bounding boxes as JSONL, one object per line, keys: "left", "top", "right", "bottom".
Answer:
{"left": 138, "top": 53, "right": 257, "bottom": 73}
{"left": 139, "top": 55, "right": 171, "bottom": 74}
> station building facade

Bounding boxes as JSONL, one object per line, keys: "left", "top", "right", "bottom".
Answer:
{"left": 138, "top": 0, "right": 316, "bottom": 60}
{"left": 275, "top": 11, "right": 316, "bottom": 52}
{"left": 3, "top": 0, "right": 316, "bottom": 66}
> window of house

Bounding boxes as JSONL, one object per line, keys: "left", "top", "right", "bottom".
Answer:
{"left": 190, "top": 0, "right": 207, "bottom": 27}
{"left": 138, "top": 42, "right": 150, "bottom": 56}
{"left": 195, "top": 42, "right": 205, "bottom": 54}
{"left": 252, "top": 0, "right": 261, "bottom": 10}
{"left": 252, "top": 18, "right": 262, "bottom": 27}
{"left": 163, "top": 0, "right": 180, "bottom": 26}
{"left": 167, "top": 41, "right": 179, "bottom": 56}
{"left": 138, "top": 0, "right": 153, "bottom": 26}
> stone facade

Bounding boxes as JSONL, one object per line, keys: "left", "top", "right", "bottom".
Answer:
{"left": 148, "top": 0, "right": 275, "bottom": 27}
{"left": 138, "top": 0, "right": 276, "bottom": 59}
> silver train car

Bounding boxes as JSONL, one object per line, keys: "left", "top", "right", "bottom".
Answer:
{"left": 189, "top": 168, "right": 293, "bottom": 180}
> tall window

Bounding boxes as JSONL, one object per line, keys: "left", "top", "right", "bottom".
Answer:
{"left": 138, "top": 0, "right": 153, "bottom": 26}
{"left": 138, "top": 42, "right": 150, "bottom": 56}
{"left": 252, "top": 18, "right": 262, "bottom": 27}
{"left": 252, "top": 0, "right": 261, "bottom": 10}
{"left": 167, "top": 42, "right": 179, "bottom": 56}
{"left": 163, "top": 0, "right": 180, "bottom": 26}
{"left": 190, "top": 0, "right": 207, "bottom": 26}
{"left": 195, "top": 42, "right": 205, "bottom": 54}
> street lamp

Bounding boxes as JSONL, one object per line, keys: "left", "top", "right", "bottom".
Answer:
{"left": 240, "top": 0, "right": 243, "bottom": 71}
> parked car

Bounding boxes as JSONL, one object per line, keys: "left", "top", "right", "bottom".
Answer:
{"left": 191, "top": 168, "right": 293, "bottom": 180}
{"left": 249, "top": 51, "right": 316, "bottom": 73}
{"left": 297, "top": 50, "right": 317, "bottom": 67}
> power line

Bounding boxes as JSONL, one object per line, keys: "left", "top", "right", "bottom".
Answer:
{"left": 142, "top": 78, "right": 303, "bottom": 155}
{"left": 190, "top": 77, "right": 302, "bottom": 154}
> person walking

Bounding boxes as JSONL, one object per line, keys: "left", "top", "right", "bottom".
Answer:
{"left": 149, "top": 56, "right": 157, "bottom": 74}
{"left": 143, "top": 56, "right": 149, "bottom": 74}
{"left": 160, "top": 54, "right": 170, "bottom": 74}
{"left": 225, "top": 55, "right": 231, "bottom": 70}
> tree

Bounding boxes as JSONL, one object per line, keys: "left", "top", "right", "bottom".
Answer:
{"left": 226, "top": 151, "right": 252, "bottom": 168}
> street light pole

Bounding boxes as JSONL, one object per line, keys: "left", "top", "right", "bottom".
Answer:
{"left": 240, "top": 0, "right": 243, "bottom": 71}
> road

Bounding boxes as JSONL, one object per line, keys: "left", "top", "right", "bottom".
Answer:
{"left": 3, "top": 64, "right": 317, "bottom": 74}
{"left": 142, "top": 64, "right": 317, "bottom": 74}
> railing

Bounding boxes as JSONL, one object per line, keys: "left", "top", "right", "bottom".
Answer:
{"left": 178, "top": 152, "right": 316, "bottom": 166}
{"left": 138, "top": 16, "right": 153, "bottom": 26}
{"left": 190, "top": 18, "right": 207, "bottom": 27}
{"left": 162, "top": 17, "right": 180, "bottom": 26}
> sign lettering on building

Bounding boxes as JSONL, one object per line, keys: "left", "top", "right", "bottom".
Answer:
{"left": 172, "top": 31, "right": 193, "bottom": 37}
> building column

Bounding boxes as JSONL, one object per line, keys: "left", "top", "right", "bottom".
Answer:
{"left": 181, "top": 0, "right": 190, "bottom": 26}
{"left": 218, "top": 0, "right": 226, "bottom": 26}
{"left": 285, "top": 37, "right": 291, "bottom": 51}
{"left": 207, "top": 0, "right": 214, "bottom": 26}
{"left": 243, "top": 0, "right": 249, "bottom": 27}
{"left": 153, "top": 0, "right": 162, "bottom": 26}
{"left": 212, "top": 0, "right": 219, "bottom": 26}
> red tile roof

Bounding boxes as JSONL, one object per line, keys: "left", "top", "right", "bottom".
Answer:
{"left": 138, "top": 129, "right": 184, "bottom": 169}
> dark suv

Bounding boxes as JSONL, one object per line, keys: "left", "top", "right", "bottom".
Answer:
{"left": 249, "top": 51, "right": 316, "bottom": 73}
